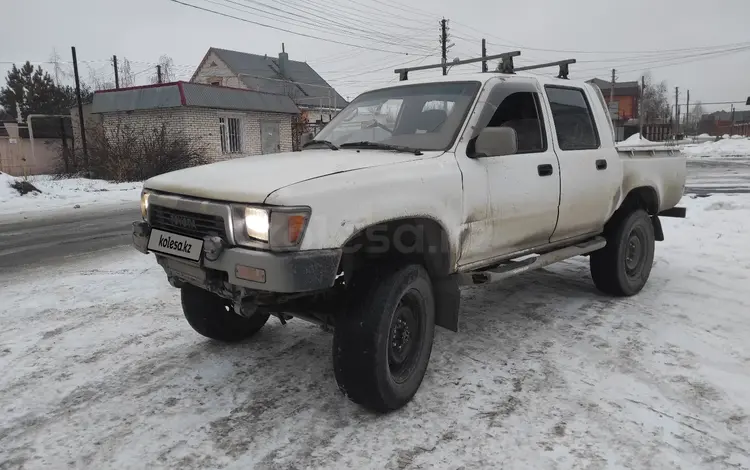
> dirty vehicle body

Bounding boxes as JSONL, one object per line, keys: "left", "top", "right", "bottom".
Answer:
{"left": 133, "top": 70, "right": 687, "bottom": 412}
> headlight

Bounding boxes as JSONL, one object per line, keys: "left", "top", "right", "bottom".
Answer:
{"left": 140, "top": 190, "right": 150, "bottom": 220}
{"left": 244, "top": 207, "right": 270, "bottom": 241}
{"left": 232, "top": 205, "right": 310, "bottom": 250}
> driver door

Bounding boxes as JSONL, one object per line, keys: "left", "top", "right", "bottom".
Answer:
{"left": 456, "top": 80, "right": 561, "bottom": 267}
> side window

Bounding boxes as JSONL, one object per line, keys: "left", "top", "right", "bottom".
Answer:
{"left": 545, "top": 87, "right": 600, "bottom": 150}
{"left": 486, "top": 92, "right": 547, "bottom": 153}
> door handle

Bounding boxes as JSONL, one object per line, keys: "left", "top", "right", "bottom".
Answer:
{"left": 537, "top": 164, "right": 553, "bottom": 177}
{"left": 596, "top": 159, "right": 608, "bottom": 170}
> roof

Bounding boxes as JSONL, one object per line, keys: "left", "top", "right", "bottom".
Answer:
{"left": 369, "top": 71, "right": 597, "bottom": 92}
{"left": 200, "top": 47, "right": 347, "bottom": 109}
{"left": 587, "top": 78, "right": 640, "bottom": 96}
{"left": 704, "top": 110, "right": 750, "bottom": 123}
{"left": 91, "top": 82, "right": 299, "bottom": 115}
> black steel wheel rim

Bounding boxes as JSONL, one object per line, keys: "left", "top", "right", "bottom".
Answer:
{"left": 625, "top": 226, "right": 647, "bottom": 277}
{"left": 388, "top": 289, "right": 424, "bottom": 384}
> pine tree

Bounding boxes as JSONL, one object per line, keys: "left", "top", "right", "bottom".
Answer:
{"left": 0, "top": 61, "right": 92, "bottom": 120}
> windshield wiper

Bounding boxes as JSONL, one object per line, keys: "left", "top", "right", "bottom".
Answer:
{"left": 339, "top": 141, "right": 423, "bottom": 155}
{"left": 303, "top": 139, "right": 339, "bottom": 150}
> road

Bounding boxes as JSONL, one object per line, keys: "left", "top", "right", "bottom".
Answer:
{"left": 0, "top": 205, "right": 139, "bottom": 269}
{"left": 1, "top": 158, "right": 748, "bottom": 269}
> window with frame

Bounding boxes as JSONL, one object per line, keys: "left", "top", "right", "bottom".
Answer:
{"left": 545, "top": 86, "right": 600, "bottom": 151}
{"left": 485, "top": 91, "right": 547, "bottom": 154}
{"left": 219, "top": 116, "right": 242, "bottom": 153}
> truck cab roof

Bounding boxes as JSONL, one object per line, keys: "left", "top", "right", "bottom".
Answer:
{"left": 371, "top": 71, "right": 596, "bottom": 93}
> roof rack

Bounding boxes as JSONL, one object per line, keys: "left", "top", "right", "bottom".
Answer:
{"left": 509, "top": 59, "right": 577, "bottom": 79}
{"left": 394, "top": 51, "right": 520, "bottom": 81}
{"left": 394, "top": 52, "right": 576, "bottom": 80}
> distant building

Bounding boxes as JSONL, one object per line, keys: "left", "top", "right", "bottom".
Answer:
{"left": 1, "top": 114, "right": 72, "bottom": 176}
{"left": 586, "top": 78, "right": 640, "bottom": 121}
{"left": 698, "top": 109, "right": 750, "bottom": 136}
{"left": 88, "top": 81, "right": 300, "bottom": 160}
{"left": 190, "top": 46, "right": 348, "bottom": 145}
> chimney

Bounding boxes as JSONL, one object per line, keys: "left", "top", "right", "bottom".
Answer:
{"left": 278, "top": 43, "right": 288, "bottom": 78}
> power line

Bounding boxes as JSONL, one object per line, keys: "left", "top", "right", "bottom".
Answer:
{"left": 168, "top": 0, "right": 430, "bottom": 56}
{"left": 206, "top": 0, "right": 433, "bottom": 53}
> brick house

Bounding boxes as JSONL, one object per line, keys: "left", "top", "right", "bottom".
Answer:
{"left": 587, "top": 78, "right": 640, "bottom": 121}
{"left": 88, "top": 82, "right": 299, "bottom": 160}
{"left": 190, "top": 46, "right": 347, "bottom": 140}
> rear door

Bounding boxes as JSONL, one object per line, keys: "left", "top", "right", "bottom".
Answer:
{"left": 543, "top": 85, "right": 621, "bottom": 242}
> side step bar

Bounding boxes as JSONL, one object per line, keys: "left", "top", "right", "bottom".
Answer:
{"left": 455, "top": 237, "right": 607, "bottom": 286}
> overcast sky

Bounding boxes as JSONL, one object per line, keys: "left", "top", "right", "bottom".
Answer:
{"left": 2, "top": 0, "right": 749, "bottom": 113}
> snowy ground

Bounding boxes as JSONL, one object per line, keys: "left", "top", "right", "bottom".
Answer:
{"left": 0, "top": 173, "right": 140, "bottom": 220}
{"left": 1, "top": 194, "right": 749, "bottom": 469}
{"left": 682, "top": 137, "right": 750, "bottom": 159}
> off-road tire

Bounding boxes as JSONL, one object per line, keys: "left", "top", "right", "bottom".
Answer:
{"left": 590, "top": 209, "right": 655, "bottom": 296}
{"left": 181, "top": 285, "right": 270, "bottom": 342}
{"left": 333, "top": 264, "right": 435, "bottom": 413}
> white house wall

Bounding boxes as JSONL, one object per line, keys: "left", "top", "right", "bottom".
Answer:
{"left": 99, "top": 108, "right": 293, "bottom": 161}
{"left": 193, "top": 52, "right": 245, "bottom": 89}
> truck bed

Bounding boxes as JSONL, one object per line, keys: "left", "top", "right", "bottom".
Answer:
{"left": 616, "top": 144, "right": 686, "bottom": 213}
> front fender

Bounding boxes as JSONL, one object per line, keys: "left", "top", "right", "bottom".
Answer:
{"left": 265, "top": 153, "right": 465, "bottom": 264}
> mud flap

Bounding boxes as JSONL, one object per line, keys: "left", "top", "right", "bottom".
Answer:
{"left": 652, "top": 215, "right": 664, "bottom": 241}
{"left": 433, "top": 277, "right": 460, "bottom": 332}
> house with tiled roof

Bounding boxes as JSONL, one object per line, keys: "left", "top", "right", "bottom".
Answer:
{"left": 190, "top": 45, "right": 348, "bottom": 144}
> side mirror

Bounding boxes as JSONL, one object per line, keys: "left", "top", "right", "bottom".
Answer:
{"left": 475, "top": 127, "right": 517, "bottom": 157}
{"left": 300, "top": 132, "right": 314, "bottom": 146}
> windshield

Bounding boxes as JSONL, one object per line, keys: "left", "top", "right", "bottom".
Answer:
{"left": 312, "top": 81, "right": 481, "bottom": 151}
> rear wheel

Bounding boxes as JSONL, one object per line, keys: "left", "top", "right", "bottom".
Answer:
{"left": 333, "top": 264, "right": 435, "bottom": 413}
{"left": 590, "top": 209, "right": 655, "bottom": 296}
{"left": 181, "top": 285, "right": 270, "bottom": 342}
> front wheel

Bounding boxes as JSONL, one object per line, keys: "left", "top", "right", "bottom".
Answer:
{"left": 590, "top": 209, "right": 655, "bottom": 296}
{"left": 333, "top": 264, "right": 435, "bottom": 413}
{"left": 181, "top": 285, "right": 270, "bottom": 342}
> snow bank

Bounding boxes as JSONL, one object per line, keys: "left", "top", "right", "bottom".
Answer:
{"left": 0, "top": 174, "right": 142, "bottom": 219}
{"left": 681, "top": 137, "right": 750, "bottom": 158}
{"left": 0, "top": 171, "right": 19, "bottom": 200}
{"left": 620, "top": 133, "right": 654, "bottom": 144}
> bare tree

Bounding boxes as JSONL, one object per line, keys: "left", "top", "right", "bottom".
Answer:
{"left": 48, "top": 48, "right": 72, "bottom": 86}
{"left": 87, "top": 65, "right": 114, "bottom": 91}
{"left": 118, "top": 57, "right": 136, "bottom": 87}
{"left": 690, "top": 101, "right": 705, "bottom": 126}
{"left": 150, "top": 55, "right": 175, "bottom": 84}
{"left": 640, "top": 72, "right": 671, "bottom": 123}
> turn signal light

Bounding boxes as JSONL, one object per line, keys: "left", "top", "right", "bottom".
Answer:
{"left": 288, "top": 215, "right": 306, "bottom": 244}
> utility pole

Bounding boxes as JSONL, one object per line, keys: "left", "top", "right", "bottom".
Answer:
{"left": 113, "top": 55, "right": 119, "bottom": 89}
{"left": 71, "top": 46, "right": 88, "bottom": 173}
{"left": 684, "top": 89, "right": 690, "bottom": 130}
{"left": 674, "top": 86, "right": 679, "bottom": 136}
{"left": 730, "top": 104, "right": 735, "bottom": 136}
{"left": 157, "top": 65, "right": 162, "bottom": 84}
{"left": 481, "top": 39, "right": 488, "bottom": 73}
{"left": 440, "top": 18, "right": 448, "bottom": 76}
{"left": 609, "top": 69, "right": 616, "bottom": 119}
{"left": 639, "top": 75, "right": 645, "bottom": 139}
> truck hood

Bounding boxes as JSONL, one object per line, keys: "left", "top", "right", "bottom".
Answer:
{"left": 144, "top": 149, "right": 438, "bottom": 203}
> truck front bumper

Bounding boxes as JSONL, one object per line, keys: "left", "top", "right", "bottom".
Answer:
{"left": 132, "top": 221, "right": 341, "bottom": 293}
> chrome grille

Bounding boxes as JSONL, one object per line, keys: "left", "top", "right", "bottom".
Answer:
{"left": 149, "top": 205, "right": 227, "bottom": 241}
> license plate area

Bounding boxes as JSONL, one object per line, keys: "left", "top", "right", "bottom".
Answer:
{"left": 148, "top": 229, "right": 204, "bottom": 261}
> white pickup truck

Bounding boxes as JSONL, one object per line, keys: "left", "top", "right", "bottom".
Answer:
{"left": 133, "top": 71, "right": 686, "bottom": 413}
